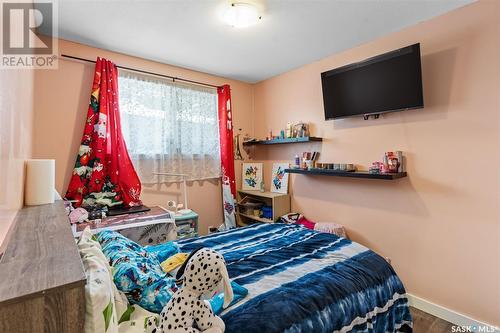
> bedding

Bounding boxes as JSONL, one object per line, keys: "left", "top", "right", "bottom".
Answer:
{"left": 78, "top": 228, "right": 159, "bottom": 333}
{"left": 177, "top": 223, "right": 413, "bottom": 333}
{"left": 96, "top": 230, "right": 179, "bottom": 313}
{"left": 96, "top": 230, "right": 248, "bottom": 317}
{"left": 78, "top": 228, "right": 123, "bottom": 333}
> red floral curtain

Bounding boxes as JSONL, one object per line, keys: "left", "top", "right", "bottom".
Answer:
{"left": 65, "top": 57, "right": 142, "bottom": 207}
{"left": 218, "top": 85, "right": 236, "bottom": 229}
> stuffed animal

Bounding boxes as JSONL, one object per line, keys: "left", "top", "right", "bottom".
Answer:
{"left": 145, "top": 248, "right": 233, "bottom": 333}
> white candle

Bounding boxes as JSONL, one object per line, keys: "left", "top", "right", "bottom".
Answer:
{"left": 25, "top": 159, "right": 55, "bottom": 206}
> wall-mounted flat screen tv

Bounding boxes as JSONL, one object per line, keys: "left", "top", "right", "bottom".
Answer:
{"left": 321, "top": 43, "right": 424, "bottom": 120}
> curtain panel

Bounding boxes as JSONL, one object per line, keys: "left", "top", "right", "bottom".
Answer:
{"left": 118, "top": 71, "right": 221, "bottom": 184}
{"left": 217, "top": 85, "right": 237, "bottom": 230}
{"left": 65, "top": 58, "right": 142, "bottom": 207}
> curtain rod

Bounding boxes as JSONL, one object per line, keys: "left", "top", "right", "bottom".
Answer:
{"left": 60, "top": 54, "right": 220, "bottom": 89}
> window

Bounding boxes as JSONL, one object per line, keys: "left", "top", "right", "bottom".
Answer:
{"left": 118, "top": 70, "right": 220, "bottom": 184}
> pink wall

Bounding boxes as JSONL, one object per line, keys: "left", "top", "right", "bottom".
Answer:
{"left": 25, "top": 0, "right": 499, "bottom": 325}
{"left": 0, "top": 69, "right": 34, "bottom": 251}
{"left": 33, "top": 39, "right": 254, "bottom": 235}
{"left": 253, "top": 0, "right": 499, "bottom": 326}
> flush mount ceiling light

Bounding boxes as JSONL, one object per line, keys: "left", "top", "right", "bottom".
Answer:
{"left": 223, "top": 2, "right": 262, "bottom": 28}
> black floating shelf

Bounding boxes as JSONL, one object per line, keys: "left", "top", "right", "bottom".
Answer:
{"left": 243, "top": 136, "right": 323, "bottom": 146}
{"left": 285, "top": 168, "right": 407, "bottom": 180}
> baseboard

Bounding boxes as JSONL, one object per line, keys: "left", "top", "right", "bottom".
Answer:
{"left": 407, "top": 294, "right": 499, "bottom": 332}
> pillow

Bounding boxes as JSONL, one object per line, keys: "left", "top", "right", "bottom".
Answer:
{"left": 160, "top": 253, "right": 189, "bottom": 275}
{"left": 78, "top": 227, "right": 125, "bottom": 333}
{"left": 145, "top": 241, "right": 180, "bottom": 263}
{"left": 117, "top": 304, "right": 162, "bottom": 333}
{"left": 96, "top": 230, "right": 178, "bottom": 313}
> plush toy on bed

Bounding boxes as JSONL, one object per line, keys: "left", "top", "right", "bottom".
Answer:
{"left": 145, "top": 248, "right": 234, "bottom": 333}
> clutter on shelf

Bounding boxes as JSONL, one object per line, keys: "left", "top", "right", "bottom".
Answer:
{"left": 242, "top": 122, "right": 323, "bottom": 147}
{"left": 369, "top": 151, "right": 405, "bottom": 174}
{"left": 290, "top": 150, "right": 405, "bottom": 175}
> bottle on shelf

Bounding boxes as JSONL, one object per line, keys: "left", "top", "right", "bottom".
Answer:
{"left": 294, "top": 154, "right": 300, "bottom": 169}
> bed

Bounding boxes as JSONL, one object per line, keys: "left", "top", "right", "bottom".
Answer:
{"left": 177, "top": 223, "right": 413, "bottom": 333}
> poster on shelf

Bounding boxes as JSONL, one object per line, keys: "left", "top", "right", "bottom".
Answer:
{"left": 270, "top": 163, "right": 289, "bottom": 194}
{"left": 242, "top": 163, "right": 263, "bottom": 191}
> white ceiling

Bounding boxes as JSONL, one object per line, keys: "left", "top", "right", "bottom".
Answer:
{"left": 43, "top": 0, "right": 473, "bottom": 83}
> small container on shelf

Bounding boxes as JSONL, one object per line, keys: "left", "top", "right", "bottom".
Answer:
{"left": 238, "top": 197, "right": 264, "bottom": 215}
{"left": 286, "top": 123, "right": 293, "bottom": 138}
{"left": 261, "top": 206, "right": 273, "bottom": 220}
{"left": 305, "top": 160, "right": 313, "bottom": 169}
{"left": 294, "top": 154, "right": 300, "bottom": 168}
{"left": 369, "top": 162, "right": 382, "bottom": 174}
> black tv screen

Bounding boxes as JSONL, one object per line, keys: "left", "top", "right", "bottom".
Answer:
{"left": 321, "top": 43, "right": 424, "bottom": 120}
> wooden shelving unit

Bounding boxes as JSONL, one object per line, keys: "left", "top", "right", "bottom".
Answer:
{"left": 236, "top": 190, "right": 290, "bottom": 227}
{"left": 285, "top": 168, "right": 407, "bottom": 180}
{"left": 243, "top": 136, "right": 323, "bottom": 146}
{"left": 237, "top": 212, "right": 273, "bottom": 223}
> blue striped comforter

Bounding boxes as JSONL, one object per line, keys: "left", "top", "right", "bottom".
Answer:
{"left": 177, "top": 223, "right": 412, "bottom": 333}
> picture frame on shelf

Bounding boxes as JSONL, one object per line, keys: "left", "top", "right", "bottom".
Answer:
{"left": 270, "top": 163, "right": 289, "bottom": 194}
{"left": 242, "top": 163, "right": 263, "bottom": 191}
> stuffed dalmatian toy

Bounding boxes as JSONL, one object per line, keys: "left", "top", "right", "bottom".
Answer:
{"left": 145, "top": 248, "right": 234, "bottom": 333}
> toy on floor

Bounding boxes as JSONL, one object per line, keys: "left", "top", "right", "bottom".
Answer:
{"left": 145, "top": 248, "right": 233, "bottom": 333}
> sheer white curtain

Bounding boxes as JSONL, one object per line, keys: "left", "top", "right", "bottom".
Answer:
{"left": 118, "top": 70, "right": 221, "bottom": 184}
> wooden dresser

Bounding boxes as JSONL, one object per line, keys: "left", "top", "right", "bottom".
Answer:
{"left": 0, "top": 201, "right": 86, "bottom": 333}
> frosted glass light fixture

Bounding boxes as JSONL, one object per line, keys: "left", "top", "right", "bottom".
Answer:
{"left": 223, "top": 3, "right": 261, "bottom": 28}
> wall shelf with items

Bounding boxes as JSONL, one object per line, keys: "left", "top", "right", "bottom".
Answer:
{"left": 236, "top": 190, "right": 290, "bottom": 227}
{"left": 243, "top": 136, "right": 323, "bottom": 146}
{"left": 285, "top": 168, "right": 407, "bottom": 180}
